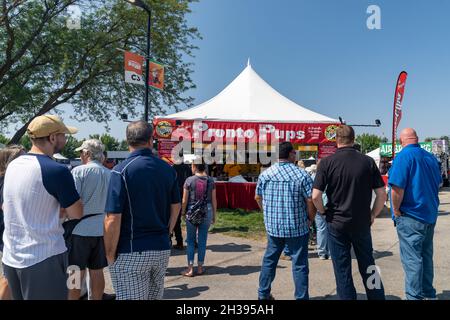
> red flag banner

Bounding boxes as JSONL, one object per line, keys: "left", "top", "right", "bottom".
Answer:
{"left": 391, "top": 71, "right": 408, "bottom": 158}
{"left": 149, "top": 61, "right": 165, "bottom": 90}
{"left": 124, "top": 51, "right": 144, "bottom": 86}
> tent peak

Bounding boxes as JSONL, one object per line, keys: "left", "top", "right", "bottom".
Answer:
{"left": 247, "top": 57, "right": 251, "bottom": 67}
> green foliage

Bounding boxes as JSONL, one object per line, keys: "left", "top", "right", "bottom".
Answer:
{"left": 355, "top": 133, "right": 383, "bottom": 154}
{"left": 425, "top": 136, "right": 449, "bottom": 143}
{"left": 1, "top": 0, "right": 201, "bottom": 143}
{"left": 0, "top": 134, "right": 9, "bottom": 145}
{"left": 119, "top": 139, "right": 128, "bottom": 151}
{"left": 19, "top": 135, "right": 32, "bottom": 151}
{"left": 89, "top": 133, "right": 120, "bottom": 151}
{"left": 61, "top": 135, "right": 83, "bottom": 159}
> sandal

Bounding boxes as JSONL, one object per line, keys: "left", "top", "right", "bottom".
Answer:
{"left": 181, "top": 269, "right": 195, "bottom": 277}
{"left": 197, "top": 266, "right": 205, "bottom": 275}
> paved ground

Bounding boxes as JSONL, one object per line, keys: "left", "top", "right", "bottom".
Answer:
{"left": 102, "top": 187, "right": 450, "bottom": 300}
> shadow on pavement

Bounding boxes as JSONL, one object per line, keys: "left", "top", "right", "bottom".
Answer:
{"left": 347, "top": 249, "right": 393, "bottom": 260}
{"left": 373, "top": 250, "right": 394, "bottom": 259}
{"left": 210, "top": 226, "right": 249, "bottom": 233}
{"left": 438, "top": 210, "right": 450, "bottom": 216}
{"left": 163, "top": 284, "right": 209, "bottom": 299}
{"left": 205, "top": 265, "right": 266, "bottom": 276}
{"left": 206, "top": 243, "right": 252, "bottom": 253}
{"left": 311, "top": 293, "right": 402, "bottom": 300}
{"left": 166, "top": 264, "right": 273, "bottom": 277}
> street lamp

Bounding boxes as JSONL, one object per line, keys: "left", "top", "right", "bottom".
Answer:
{"left": 339, "top": 117, "right": 382, "bottom": 128}
{"left": 124, "top": 0, "right": 151, "bottom": 123}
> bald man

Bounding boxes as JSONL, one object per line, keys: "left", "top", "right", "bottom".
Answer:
{"left": 388, "top": 128, "right": 442, "bottom": 300}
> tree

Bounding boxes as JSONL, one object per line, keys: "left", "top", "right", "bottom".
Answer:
{"left": 61, "top": 135, "right": 82, "bottom": 159}
{"left": 425, "top": 136, "right": 449, "bottom": 144}
{"left": 0, "top": 134, "right": 8, "bottom": 145}
{"left": 19, "top": 135, "right": 32, "bottom": 151}
{"left": 355, "top": 134, "right": 383, "bottom": 154}
{"left": 119, "top": 139, "right": 128, "bottom": 151}
{"left": 89, "top": 133, "right": 120, "bottom": 151}
{"left": 1, "top": 0, "right": 200, "bottom": 144}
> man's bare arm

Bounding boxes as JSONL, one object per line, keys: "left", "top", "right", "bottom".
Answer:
{"left": 65, "top": 199, "right": 83, "bottom": 220}
{"left": 391, "top": 185, "right": 405, "bottom": 217}
{"left": 312, "top": 188, "right": 326, "bottom": 214}
{"left": 169, "top": 203, "right": 181, "bottom": 234}
{"left": 371, "top": 187, "right": 387, "bottom": 225}
{"left": 181, "top": 189, "right": 189, "bottom": 216}
{"left": 306, "top": 198, "right": 316, "bottom": 222}
{"left": 104, "top": 213, "right": 122, "bottom": 265}
{"left": 255, "top": 195, "right": 263, "bottom": 212}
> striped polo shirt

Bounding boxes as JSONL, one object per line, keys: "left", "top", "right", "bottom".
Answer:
{"left": 2, "top": 153, "right": 80, "bottom": 269}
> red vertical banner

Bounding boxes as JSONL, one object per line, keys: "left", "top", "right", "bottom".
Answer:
{"left": 391, "top": 71, "right": 408, "bottom": 158}
{"left": 124, "top": 51, "right": 144, "bottom": 85}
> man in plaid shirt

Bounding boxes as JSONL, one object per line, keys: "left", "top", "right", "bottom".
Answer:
{"left": 255, "top": 142, "right": 316, "bottom": 300}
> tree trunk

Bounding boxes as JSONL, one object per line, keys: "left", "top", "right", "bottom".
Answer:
{"left": 8, "top": 120, "right": 31, "bottom": 144}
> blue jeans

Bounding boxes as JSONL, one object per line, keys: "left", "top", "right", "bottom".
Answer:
{"left": 315, "top": 213, "right": 329, "bottom": 257}
{"left": 396, "top": 215, "right": 436, "bottom": 300}
{"left": 258, "top": 233, "right": 309, "bottom": 300}
{"left": 327, "top": 225, "right": 385, "bottom": 300}
{"left": 186, "top": 205, "right": 212, "bottom": 265}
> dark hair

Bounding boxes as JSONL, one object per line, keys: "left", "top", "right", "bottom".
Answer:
{"left": 278, "top": 142, "right": 294, "bottom": 159}
{"left": 126, "top": 121, "right": 153, "bottom": 147}
{"left": 193, "top": 162, "right": 206, "bottom": 173}
{"left": 336, "top": 125, "right": 355, "bottom": 146}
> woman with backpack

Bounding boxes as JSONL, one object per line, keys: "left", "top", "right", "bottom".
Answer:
{"left": 181, "top": 160, "right": 217, "bottom": 277}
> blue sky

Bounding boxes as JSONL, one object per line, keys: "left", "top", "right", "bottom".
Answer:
{"left": 6, "top": 0, "right": 450, "bottom": 141}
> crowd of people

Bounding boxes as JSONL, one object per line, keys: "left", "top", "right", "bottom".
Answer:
{"left": 0, "top": 114, "right": 443, "bottom": 301}
{"left": 255, "top": 125, "right": 442, "bottom": 300}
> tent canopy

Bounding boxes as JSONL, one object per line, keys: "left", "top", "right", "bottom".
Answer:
{"left": 366, "top": 148, "right": 381, "bottom": 167}
{"left": 157, "top": 62, "right": 337, "bottom": 123}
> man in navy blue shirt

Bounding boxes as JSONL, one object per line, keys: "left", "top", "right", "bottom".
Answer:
{"left": 104, "top": 121, "right": 181, "bottom": 300}
{"left": 389, "top": 128, "right": 442, "bottom": 300}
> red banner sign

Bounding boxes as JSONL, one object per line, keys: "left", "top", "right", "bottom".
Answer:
{"left": 318, "top": 143, "right": 337, "bottom": 159}
{"left": 124, "top": 51, "right": 144, "bottom": 85}
{"left": 153, "top": 119, "right": 340, "bottom": 145}
{"left": 392, "top": 71, "right": 408, "bottom": 158}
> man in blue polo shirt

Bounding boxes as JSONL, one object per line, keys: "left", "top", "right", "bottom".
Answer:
{"left": 389, "top": 128, "right": 442, "bottom": 300}
{"left": 104, "top": 121, "right": 181, "bottom": 300}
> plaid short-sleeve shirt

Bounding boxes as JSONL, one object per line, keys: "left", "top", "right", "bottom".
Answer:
{"left": 256, "top": 162, "right": 313, "bottom": 238}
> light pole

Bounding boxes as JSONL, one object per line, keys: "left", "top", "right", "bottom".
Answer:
{"left": 124, "top": 0, "right": 151, "bottom": 123}
{"left": 339, "top": 117, "right": 382, "bottom": 128}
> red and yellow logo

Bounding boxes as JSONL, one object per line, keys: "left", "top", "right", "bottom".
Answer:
{"left": 324, "top": 125, "right": 338, "bottom": 142}
{"left": 156, "top": 121, "right": 173, "bottom": 138}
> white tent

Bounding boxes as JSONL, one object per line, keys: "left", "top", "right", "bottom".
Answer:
{"left": 366, "top": 148, "right": 381, "bottom": 167}
{"left": 158, "top": 62, "right": 337, "bottom": 123}
{"left": 53, "top": 153, "right": 68, "bottom": 160}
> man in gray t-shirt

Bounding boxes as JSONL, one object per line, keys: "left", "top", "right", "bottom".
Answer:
{"left": 68, "top": 139, "right": 111, "bottom": 300}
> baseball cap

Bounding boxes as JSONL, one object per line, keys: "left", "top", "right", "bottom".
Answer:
{"left": 27, "top": 115, "right": 78, "bottom": 138}
{"left": 75, "top": 139, "right": 105, "bottom": 154}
